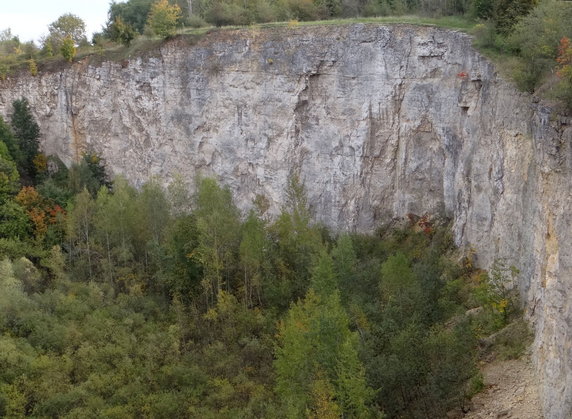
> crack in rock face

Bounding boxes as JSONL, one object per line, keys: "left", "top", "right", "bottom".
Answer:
{"left": 1, "top": 24, "right": 571, "bottom": 419}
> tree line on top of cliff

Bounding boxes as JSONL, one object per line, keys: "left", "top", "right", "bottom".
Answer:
{"left": 473, "top": 0, "right": 572, "bottom": 109}
{"left": 1, "top": 0, "right": 571, "bottom": 109}
{"left": 0, "top": 99, "right": 528, "bottom": 417}
{"left": 100, "top": 0, "right": 540, "bottom": 34}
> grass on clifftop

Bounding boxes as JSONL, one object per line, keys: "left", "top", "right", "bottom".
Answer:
{"left": 84, "top": 15, "right": 476, "bottom": 67}
{"left": 0, "top": 15, "right": 475, "bottom": 77}
{"left": 178, "top": 14, "right": 476, "bottom": 33}
{"left": 2, "top": 6, "right": 570, "bottom": 111}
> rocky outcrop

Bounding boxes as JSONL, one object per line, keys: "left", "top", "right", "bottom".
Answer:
{"left": 0, "top": 24, "right": 570, "bottom": 418}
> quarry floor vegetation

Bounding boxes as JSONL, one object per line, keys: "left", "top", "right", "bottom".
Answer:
{"left": 1, "top": 4, "right": 571, "bottom": 416}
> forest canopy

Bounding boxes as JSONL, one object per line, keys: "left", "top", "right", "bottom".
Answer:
{"left": 0, "top": 100, "right": 523, "bottom": 417}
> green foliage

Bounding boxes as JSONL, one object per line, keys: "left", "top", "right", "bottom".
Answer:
{"left": 506, "top": 0, "right": 572, "bottom": 91}
{"left": 27, "top": 59, "right": 38, "bottom": 76}
{"left": 0, "top": 28, "right": 20, "bottom": 54}
{"left": 265, "top": 176, "right": 323, "bottom": 307}
{"left": 107, "top": 0, "right": 156, "bottom": 34}
{"left": 187, "top": 14, "right": 209, "bottom": 28}
{"left": 147, "top": 0, "right": 183, "bottom": 38}
{"left": 471, "top": 259, "right": 519, "bottom": 335}
{"left": 418, "top": 0, "right": 472, "bottom": 17}
{"left": 60, "top": 36, "right": 76, "bottom": 62}
{"left": 0, "top": 116, "right": 22, "bottom": 171}
{"left": 275, "top": 254, "right": 373, "bottom": 417}
{"left": 471, "top": 0, "right": 495, "bottom": 19}
{"left": 107, "top": 17, "right": 138, "bottom": 46}
{"left": 556, "top": 36, "right": 572, "bottom": 107}
{"left": 492, "top": 0, "right": 538, "bottom": 35}
{"left": 471, "top": 0, "right": 572, "bottom": 108}
{"left": 67, "top": 153, "right": 111, "bottom": 197}
{"left": 239, "top": 210, "right": 268, "bottom": 306}
{"left": 66, "top": 188, "right": 96, "bottom": 280}
{"left": 345, "top": 228, "right": 481, "bottom": 417}
{"left": 162, "top": 214, "right": 202, "bottom": 299}
{"left": 11, "top": 98, "right": 40, "bottom": 178}
{"left": 44, "top": 13, "right": 87, "bottom": 52}
{"left": 0, "top": 150, "right": 20, "bottom": 202}
{"left": 0, "top": 201, "right": 30, "bottom": 239}
{"left": 13, "top": 257, "right": 43, "bottom": 294}
{"left": 36, "top": 178, "right": 72, "bottom": 208}
{"left": 380, "top": 252, "right": 417, "bottom": 299}
{"left": 0, "top": 29, "right": 33, "bottom": 80}
{"left": 194, "top": 177, "right": 241, "bottom": 306}
{"left": 0, "top": 171, "right": 514, "bottom": 418}
{"left": 309, "top": 250, "right": 338, "bottom": 296}
{"left": 467, "top": 371, "right": 485, "bottom": 397}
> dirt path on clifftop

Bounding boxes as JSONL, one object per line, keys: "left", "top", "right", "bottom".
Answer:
{"left": 464, "top": 351, "right": 543, "bottom": 419}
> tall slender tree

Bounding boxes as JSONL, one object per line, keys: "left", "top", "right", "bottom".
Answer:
{"left": 239, "top": 210, "right": 267, "bottom": 307}
{"left": 10, "top": 98, "right": 40, "bottom": 178}
{"left": 66, "top": 188, "right": 96, "bottom": 280}
{"left": 194, "top": 178, "right": 240, "bottom": 307}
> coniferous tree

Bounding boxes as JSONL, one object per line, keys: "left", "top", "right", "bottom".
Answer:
{"left": 268, "top": 176, "right": 322, "bottom": 306}
{"left": 10, "top": 98, "right": 40, "bottom": 178}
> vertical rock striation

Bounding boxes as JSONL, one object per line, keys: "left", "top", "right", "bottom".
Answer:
{"left": 0, "top": 24, "right": 570, "bottom": 418}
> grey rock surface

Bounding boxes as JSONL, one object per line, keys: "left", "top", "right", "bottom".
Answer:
{"left": 0, "top": 24, "right": 570, "bottom": 418}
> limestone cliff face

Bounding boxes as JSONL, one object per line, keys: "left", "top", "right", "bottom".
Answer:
{"left": 0, "top": 24, "right": 570, "bottom": 418}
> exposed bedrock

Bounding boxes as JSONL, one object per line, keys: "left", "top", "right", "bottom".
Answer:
{"left": 0, "top": 24, "right": 570, "bottom": 418}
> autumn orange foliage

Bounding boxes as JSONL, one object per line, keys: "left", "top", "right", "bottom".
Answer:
{"left": 15, "top": 186, "right": 66, "bottom": 238}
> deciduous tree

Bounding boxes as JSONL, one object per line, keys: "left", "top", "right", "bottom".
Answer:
{"left": 107, "top": 17, "right": 137, "bottom": 46}
{"left": 147, "top": 0, "right": 182, "bottom": 38}
{"left": 66, "top": 188, "right": 96, "bottom": 280}
{"left": 45, "top": 13, "right": 87, "bottom": 50}
{"left": 60, "top": 36, "right": 76, "bottom": 62}
{"left": 239, "top": 210, "right": 267, "bottom": 306}
{"left": 0, "top": 142, "right": 19, "bottom": 202}
{"left": 107, "top": 0, "right": 155, "bottom": 34}
{"left": 557, "top": 36, "right": 572, "bottom": 107}
{"left": 194, "top": 178, "right": 240, "bottom": 307}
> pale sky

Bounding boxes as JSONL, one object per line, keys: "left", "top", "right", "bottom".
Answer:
{"left": 0, "top": 0, "right": 114, "bottom": 44}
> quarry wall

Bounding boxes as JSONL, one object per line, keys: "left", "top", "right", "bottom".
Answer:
{"left": 1, "top": 24, "right": 570, "bottom": 418}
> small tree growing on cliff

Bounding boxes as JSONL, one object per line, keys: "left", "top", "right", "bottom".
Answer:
{"left": 108, "top": 16, "right": 137, "bottom": 46}
{"left": 61, "top": 36, "right": 76, "bottom": 62}
{"left": 147, "top": 0, "right": 182, "bottom": 38}
{"left": 43, "top": 13, "right": 86, "bottom": 53}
